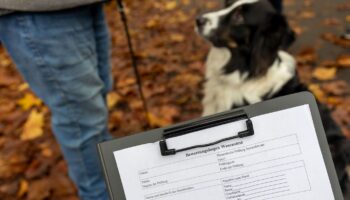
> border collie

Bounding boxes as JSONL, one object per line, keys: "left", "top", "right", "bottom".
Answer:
{"left": 196, "top": 0, "right": 350, "bottom": 192}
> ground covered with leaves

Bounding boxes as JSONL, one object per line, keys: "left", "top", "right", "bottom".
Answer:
{"left": 0, "top": 0, "right": 350, "bottom": 199}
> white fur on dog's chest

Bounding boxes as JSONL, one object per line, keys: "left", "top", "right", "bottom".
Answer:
{"left": 202, "top": 47, "right": 296, "bottom": 116}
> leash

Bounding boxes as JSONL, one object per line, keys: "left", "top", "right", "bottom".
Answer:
{"left": 115, "top": 0, "right": 151, "bottom": 126}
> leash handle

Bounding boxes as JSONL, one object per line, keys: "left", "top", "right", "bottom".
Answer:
{"left": 115, "top": 0, "right": 151, "bottom": 126}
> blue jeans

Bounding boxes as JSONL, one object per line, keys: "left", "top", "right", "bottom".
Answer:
{"left": 0, "top": 4, "right": 112, "bottom": 200}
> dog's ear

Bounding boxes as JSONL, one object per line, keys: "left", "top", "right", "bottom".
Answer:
{"left": 250, "top": 13, "right": 295, "bottom": 76}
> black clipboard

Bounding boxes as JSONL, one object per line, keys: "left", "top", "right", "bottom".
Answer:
{"left": 97, "top": 92, "right": 343, "bottom": 200}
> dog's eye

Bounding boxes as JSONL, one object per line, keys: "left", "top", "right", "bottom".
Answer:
{"left": 235, "top": 6, "right": 243, "bottom": 13}
{"left": 232, "top": 6, "right": 244, "bottom": 24}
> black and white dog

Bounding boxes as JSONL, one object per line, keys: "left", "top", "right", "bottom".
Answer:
{"left": 196, "top": 0, "right": 350, "bottom": 191}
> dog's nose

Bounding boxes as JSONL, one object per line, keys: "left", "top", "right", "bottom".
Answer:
{"left": 196, "top": 16, "right": 208, "bottom": 27}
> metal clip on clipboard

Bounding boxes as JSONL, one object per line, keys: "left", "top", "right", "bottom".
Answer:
{"left": 159, "top": 110, "right": 254, "bottom": 156}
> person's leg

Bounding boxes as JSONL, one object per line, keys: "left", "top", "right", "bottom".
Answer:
{"left": 92, "top": 4, "right": 113, "bottom": 98}
{"left": 0, "top": 4, "right": 112, "bottom": 200}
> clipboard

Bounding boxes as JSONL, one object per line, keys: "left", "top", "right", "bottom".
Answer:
{"left": 97, "top": 92, "right": 344, "bottom": 200}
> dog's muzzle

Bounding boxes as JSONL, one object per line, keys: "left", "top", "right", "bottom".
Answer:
{"left": 196, "top": 16, "right": 211, "bottom": 37}
{"left": 196, "top": 16, "right": 208, "bottom": 28}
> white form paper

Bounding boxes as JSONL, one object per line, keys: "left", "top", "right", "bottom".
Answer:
{"left": 114, "top": 105, "right": 334, "bottom": 200}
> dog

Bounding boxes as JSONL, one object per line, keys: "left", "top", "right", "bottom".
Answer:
{"left": 196, "top": 0, "right": 350, "bottom": 193}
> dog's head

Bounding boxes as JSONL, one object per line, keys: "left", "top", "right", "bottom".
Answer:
{"left": 196, "top": 0, "right": 295, "bottom": 76}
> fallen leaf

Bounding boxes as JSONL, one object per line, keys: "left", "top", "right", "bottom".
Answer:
{"left": 205, "top": 2, "right": 218, "bottom": 9}
{"left": 25, "top": 158, "right": 50, "bottom": 179}
{"left": 0, "top": 100, "right": 15, "bottom": 114}
{"left": 148, "top": 113, "right": 171, "bottom": 128}
{"left": 322, "top": 33, "right": 350, "bottom": 48}
{"left": 17, "top": 93, "right": 42, "bottom": 111}
{"left": 312, "top": 67, "right": 337, "bottom": 81}
{"left": 299, "top": 11, "right": 315, "bottom": 19}
{"left": 107, "top": 92, "right": 121, "bottom": 109}
{"left": 0, "top": 69, "right": 19, "bottom": 86}
{"left": 308, "top": 84, "right": 327, "bottom": 103}
{"left": 18, "top": 83, "right": 29, "bottom": 91}
{"left": 109, "top": 111, "right": 124, "bottom": 130}
{"left": 346, "top": 15, "right": 350, "bottom": 22}
{"left": 27, "top": 179, "right": 51, "bottom": 200}
{"left": 320, "top": 60, "right": 337, "bottom": 67}
{"left": 284, "top": 0, "right": 295, "bottom": 6}
{"left": 303, "top": 0, "right": 313, "bottom": 7}
{"left": 17, "top": 179, "right": 28, "bottom": 198}
{"left": 181, "top": 0, "right": 190, "bottom": 5}
{"left": 143, "top": 83, "right": 166, "bottom": 98}
{"left": 0, "top": 182, "right": 18, "bottom": 196}
{"left": 21, "top": 109, "right": 44, "bottom": 140}
{"left": 0, "top": 140, "right": 31, "bottom": 179}
{"left": 170, "top": 33, "right": 185, "bottom": 42}
{"left": 50, "top": 174, "right": 76, "bottom": 197}
{"left": 145, "top": 18, "right": 160, "bottom": 29}
{"left": 332, "top": 107, "right": 350, "bottom": 128}
{"left": 337, "top": 54, "right": 350, "bottom": 67}
{"left": 292, "top": 26, "right": 304, "bottom": 35}
{"left": 0, "top": 57, "right": 11, "bottom": 67}
{"left": 296, "top": 47, "right": 317, "bottom": 64}
{"left": 50, "top": 160, "right": 69, "bottom": 175}
{"left": 322, "top": 81, "right": 350, "bottom": 96}
{"left": 322, "top": 18, "right": 340, "bottom": 26}
{"left": 327, "top": 97, "right": 343, "bottom": 106}
{"left": 172, "top": 74, "right": 202, "bottom": 87}
{"left": 337, "top": 3, "right": 350, "bottom": 11}
{"left": 160, "top": 106, "right": 180, "bottom": 122}
{"left": 41, "top": 147, "right": 53, "bottom": 157}
{"left": 117, "top": 77, "right": 136, "bottom": 88}
{"left": 296, "top": 64, "right": 313, "bottom": 84}
{"left": 174, "top": 10, "right": 189, "bottom": 23}
{"left": 165, "top": 1, "right": 177, "bottom": 10}
{"left": 342, "top": 127, "right": 350, "bottom": 139}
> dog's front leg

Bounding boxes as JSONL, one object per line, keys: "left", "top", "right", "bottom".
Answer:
{"left": 202, "top": 94, "right": 217, "bottom": 117}
{"left": 202, "top": 81, "right": 219, "bottom": 116}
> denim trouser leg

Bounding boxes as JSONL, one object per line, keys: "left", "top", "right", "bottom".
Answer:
{"left": 92, "top": 6, "right": 113, "bottom": 98}
{"left": 0, "top": 4, "right": 112, "bottom": 200}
